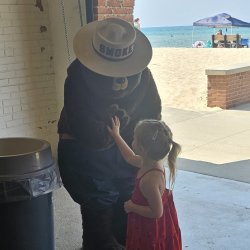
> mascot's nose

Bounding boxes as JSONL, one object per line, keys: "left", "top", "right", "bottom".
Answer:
{"left": 112, "top": 77, "right": 128, "bottom": 91}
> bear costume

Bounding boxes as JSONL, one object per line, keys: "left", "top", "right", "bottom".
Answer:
{"left": 57, "top": 18, "right": 161, "bottom": 250}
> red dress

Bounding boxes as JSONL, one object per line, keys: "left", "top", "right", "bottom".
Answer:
{"left": 126, "top": 169, "right": 182, "bottom": 250}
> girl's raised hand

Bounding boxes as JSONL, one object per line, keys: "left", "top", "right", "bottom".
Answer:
{"left": 107, "top": 116, "right": 120, "bottom": 138}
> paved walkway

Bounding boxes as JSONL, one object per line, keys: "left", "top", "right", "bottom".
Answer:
{"left": 54, "top": 103, "right": 250, "bottom": 249}
{"left": 164, "top": 103, "right": 250, "bottom": 184}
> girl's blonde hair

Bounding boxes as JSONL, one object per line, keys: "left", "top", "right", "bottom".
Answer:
{"left": 134, "top": 119, "right": 181, "bottom": 185}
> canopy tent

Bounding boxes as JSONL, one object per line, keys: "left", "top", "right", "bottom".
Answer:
{"left": 193, "top": 13, "right": 250, "bottom": 28}
{"left": 191, "top": 13, "right": 250, "bottom": 47}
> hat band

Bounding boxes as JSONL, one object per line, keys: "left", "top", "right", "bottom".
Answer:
{"left": 93, "top": 42, "right": 135, "bottom": 61}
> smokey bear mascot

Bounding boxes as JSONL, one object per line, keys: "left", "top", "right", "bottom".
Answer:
{"left": 57, "top": 18, "right": 161, "bottom": 250}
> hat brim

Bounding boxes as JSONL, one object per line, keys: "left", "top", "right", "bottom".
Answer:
{"left": 73, "top": 20, "right": 152, "bottom": 77}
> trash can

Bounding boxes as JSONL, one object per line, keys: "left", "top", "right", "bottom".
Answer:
{"left": 0, "top": 137, "right": 61, "bottom": 250}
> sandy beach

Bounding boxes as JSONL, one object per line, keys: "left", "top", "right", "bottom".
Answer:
{"left": 149, "top": 48, "right": 250, "bottom": 113}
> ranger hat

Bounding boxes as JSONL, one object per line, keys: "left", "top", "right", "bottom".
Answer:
{"left": 73, "top": 17, "right": 152, "bottom": 77}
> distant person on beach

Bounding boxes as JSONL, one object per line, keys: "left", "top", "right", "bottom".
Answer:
{"left": 134, "top": 18, "right": 141, "bottom": 30}
{"left": 107, "top": 117, "right": 182, "bottom": 250}
{"left": 216, "top": 29, "right": 223, "bottom": 35}
{"left": 215, "top": 29, "right": 224, "bottom": 47}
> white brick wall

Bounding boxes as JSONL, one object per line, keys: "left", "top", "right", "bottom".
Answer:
{"left": 0, "top": 0, "right": 58, "bottom": 155}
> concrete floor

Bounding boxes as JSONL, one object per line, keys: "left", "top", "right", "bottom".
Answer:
{"left": 53, "top": 170, "right": 250, "bottom": 250}
{"left": 53, "top": 103, "right": 250, "bottom": 249}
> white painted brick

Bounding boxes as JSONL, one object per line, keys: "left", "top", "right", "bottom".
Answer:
{"left": 7, "top": 62, "right": 25, "bottom": 71}
{"left": 45, "top": 104, "right": 57, "bottom": 112}
{"left": 38, "top": 94, "right": 54, "bottom": 102}
{"left": 0, "top": 119, "right": 6, "bottom": 129}
{"left": 14, "top": 48, "right": 31, "bottom": 56}
{"left": 35, "top": 80, "right": 51, "bottom": 89}
{"left": 0, "top": 0, "right": 57, "bottom": 143}
{"left": 21, "top": 26, "right": 40, "bottom": 34}
{"left": 0, "top": 63, "right": 24, "bottom": 72}
{"left": 4, "top": 48, "right": 14, "bottom": 56}
{"left": 15, "top": 69, "right": 36, "bottom": 78}
{"left": 0, "top": 93, "right": 11, "bottom": 99}
{"left": 30, "top": 60, "right": 53, "bottom": 69}
{"left": 0, "top": 5, "right": 10, "bottom": 12}
{"left": 41, "top": 75, "right": 55, "bottom": 82}
{"left": 4, "top": 106, "right": 12, "bottom": 114}
{"left": 45, "top": 112, "right": 57, "bottom": 121}
{"left": 26, "top": 88, "right": 44, "bottom": 97}
{"left": 20, "top": 96, "right": 36, "bottom": 105}
{"left": 0, "top": 127, "right": 25, "bottom": 137}
{"left": 19, "top": 83, "right": 34, "bottom": 91}
{"left": 0, "top": 79, "right": 8, "bottom": 86}
{"left": 0, "top": 34, "right": 13, "bottom": 42}
{"left": 0, "top": 65, "right": 8, "bottom": 72}
{"left": 17, "top": 0, "right": 35, "bottom": 4}
{"left": 13, "top": 110, "right": 34, "bottom": 120}
{"left": 5, "top": 40, "right": 39, "bottom": 49}
{"left": 6, "top": 118, "right": 23, "bottom": 128}
{"left": 3, "top": 115, "right": 12, "bottom": 122}
{"left": 22, "top": 114, "right": 41, "bottom": 124}
{"left": 9, "top": 76, "right": 33, "bottom": 85}
{"left": 3, "top": 98, "right": 20, "bottom": 106}
{"left": 1, "top": 12, "right": 37, "bottom": 20}
{"left": 0, "top": 49, "right": 5, "bottom": 57}
{"left": 8, "top": 5, "right": 37, "bottom": 13}
{"left": 0, "top": 56, "right": 18, "bottom": 65}
{"left": 0, "top": 0, "right": 17, "bottom": 3}
{"left": 47, "top": 123, "right": 57, "bottom": 134}
{"left": 0, "top": 71, "right": 15, "bottom": 79}
{"left": 11, "top": 91, "right": 27, "bottom": 98}
{"left": 12, "top": 105, "right": 21, "bottom": 113}
{"left": 21, "top": 104, "right": 30, "bottom": 111}
{"left": 3, "top": 26, "right": 21, "bottom": 35}
{"left": 14, "top": 47, "right": 49, "bottom": 57}
{"left": 0, "top": 20, "right": 12, "bottom": 27}
{"left": 14, "top": 32, "right": 49, "bottom": 42}
{"left": 30, "top": 53, "right": 51, "bottom": 62}
{"left": 31, "top": 47, "right": 42, "bottom": 54}
{"left": 15, "top": 67, "right": 53, "bottom": 78}
{"left": 44, "top": 87, "right": 56, "bottom": 95}
{"left": 0, "top": 85, "right": 19, "bottom": 93}
{"left": 12, "top": 19, "right": 49, "bottom": 27}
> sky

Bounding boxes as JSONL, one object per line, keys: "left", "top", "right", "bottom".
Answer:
{"left": 134, "top": 0, "right": 250, "bottom": 28}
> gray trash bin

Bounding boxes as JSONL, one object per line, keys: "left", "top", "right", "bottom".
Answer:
{"left": 0, "top": 137, "right": 61, "bottom": 250}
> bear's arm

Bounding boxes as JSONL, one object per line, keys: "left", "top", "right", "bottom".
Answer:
{"left": 137, "top": 68, "right": 162, "bottom": 120}
{"left": 63, "top": 67, "right": 112, "bottom": 149}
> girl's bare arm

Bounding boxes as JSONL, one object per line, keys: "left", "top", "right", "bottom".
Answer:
{"left": 124, "top": 175, "right": 163, "bottom": 218}
{"left": 107, "top": 116, "right": 142, "bottom": 168}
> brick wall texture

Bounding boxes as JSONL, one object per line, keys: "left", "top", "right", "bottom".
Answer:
{"left": 207, "top": 71, "right": 250, "bottom": 109}
{"left": 0, "top": 0, "right": 57, "bottom": 143}
{"left": 93, "top": 0, "right": 135, "bottom": 23}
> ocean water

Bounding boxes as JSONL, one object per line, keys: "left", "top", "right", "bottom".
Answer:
{"left": 141, "top": 26, "right": 250, "bottom": 48}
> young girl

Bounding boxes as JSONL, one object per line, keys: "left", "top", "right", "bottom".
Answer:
{"left": 108, "top": 117, "right": 182, "bottom": 250}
